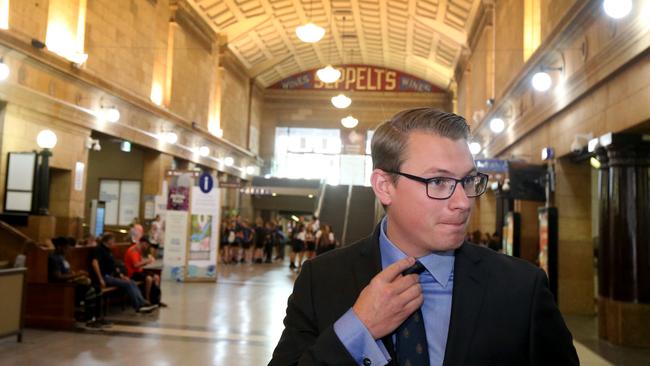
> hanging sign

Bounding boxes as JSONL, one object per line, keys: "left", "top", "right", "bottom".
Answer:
{"left": 268, "top": 65, "right": 444, "bottom": 93}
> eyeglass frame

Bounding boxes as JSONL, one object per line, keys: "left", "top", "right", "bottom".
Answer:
{"left": 386, "top": 170, "right": 489, "bottom": 200}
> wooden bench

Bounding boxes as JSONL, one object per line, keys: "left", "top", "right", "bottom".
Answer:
{"left": 24, "top": 243, "right": 136, "bottom": 330}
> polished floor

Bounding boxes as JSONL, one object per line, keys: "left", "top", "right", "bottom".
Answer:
{"left": 1, "top": 260, "right": 649, "bottom": 365}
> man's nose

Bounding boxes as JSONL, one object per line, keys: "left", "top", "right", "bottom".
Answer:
{"left": 448, "top": 182, "right": 472, "bottom": 210}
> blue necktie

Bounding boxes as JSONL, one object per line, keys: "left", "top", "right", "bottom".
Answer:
{"left": 396, "top": 261, "right": 429, "bottom": 366}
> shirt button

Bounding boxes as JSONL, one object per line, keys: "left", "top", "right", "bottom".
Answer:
{"left": 363, "top": 358, "right": 372, "bottom": 366}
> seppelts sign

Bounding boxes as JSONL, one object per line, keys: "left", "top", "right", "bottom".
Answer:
{"left": 268, "top": 65, "right": 443, "bottom": 93}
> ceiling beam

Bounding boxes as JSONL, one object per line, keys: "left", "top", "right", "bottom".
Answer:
{"left": 409, "top": 55, "right": 453, "bottom": 81}
{"left": 249, "top": 54, "right": 294, "bottom": 78}
{"left": 414, "top": 15, "right": 467, "bottom": 46}
{"left": 222, "top": 15, "right": 271, "bottom": 42}
{"left": 349, "top": 0, "right": 369, "bottom": 63}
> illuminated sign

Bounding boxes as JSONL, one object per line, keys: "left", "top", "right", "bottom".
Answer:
{"left": 268, "top": 65, "right": 443, "bottom": 93}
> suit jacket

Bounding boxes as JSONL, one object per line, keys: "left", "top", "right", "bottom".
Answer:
{"left": 269, "top": 225, "right": 579, "bottom": 365}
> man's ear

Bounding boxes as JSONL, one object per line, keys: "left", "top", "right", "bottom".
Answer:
{"left": 371, "top": 169, "right": 394, "bottom": 206}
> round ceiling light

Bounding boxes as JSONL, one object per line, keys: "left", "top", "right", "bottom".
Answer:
{"left": 316, "top": 65, "right": 341, "bottom": 83}
{"left": 295, "top": 22, "right": 325, "bottom": 43}
{"left": 224, "top": 156, "right": 234, "bottom": 167}
{"left": 489, "top": 118, "right": 505, "bottom": 133}
{"left": 341, "top": 116, "right": 359, "bottom": 129}
{"left": 468, "top": 142, "right": 482, "bottom": 155}
{"left": 531, "top": 71, "right": 552, "bottom": 92}
{"left": 603, "top": 0, "right": 632, "bottom": 19}
{"left": 331, "top": 94, "right": 352, "bottom": 109}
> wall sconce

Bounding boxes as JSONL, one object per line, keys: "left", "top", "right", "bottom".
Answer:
{"left": 99, "top": 105, "right": 120, "bottom": 123}
{"left": 603, "top": 0, "right": 632, "bottom": 19}
{"left": 0, "top": 58, "right": 10, "bottom": 81}
{"left": 160, "top": 131, "right": 178, "bottom": 144}
{"left": 198, "top": 146, "right": 210, "bottom": 157}
{"left": 489, "top": 118, "right": 505, "bottom": 133}
{"left": 531, "top": 66, "right": 563, "bottom": 92}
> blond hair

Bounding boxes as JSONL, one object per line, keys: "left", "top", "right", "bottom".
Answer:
{"left": 371, "top": 108, "right": 470, "bottom": 179}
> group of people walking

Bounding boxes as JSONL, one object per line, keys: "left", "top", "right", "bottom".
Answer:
{"left": 219, "top": 216, "right": 339, "bottom": 269}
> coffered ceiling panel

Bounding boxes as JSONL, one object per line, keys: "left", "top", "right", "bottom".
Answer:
{"left": 191, "top": 0, "right": 481, "bottom": 89}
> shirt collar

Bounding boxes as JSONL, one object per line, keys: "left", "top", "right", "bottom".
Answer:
{"left": 379, "top": 217, "right": 455, "bottom": 288}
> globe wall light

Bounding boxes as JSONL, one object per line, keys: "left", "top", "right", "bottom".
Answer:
{"left": 603, "top": 0, "right": 632, "bottom": 19}
{"left": 489, "top": 118, "right": 505, "bottom": 134}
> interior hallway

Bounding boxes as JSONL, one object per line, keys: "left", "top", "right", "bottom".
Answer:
{"left": 1, "top": 261, "right": 649, "bottom": 366}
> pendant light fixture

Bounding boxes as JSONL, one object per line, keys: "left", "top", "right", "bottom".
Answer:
{"left": 341, "top": 115, "right": 358, "bottom": 129}
{"left": 316, "top": 4, "right": 341, "bottom": 83}
{"left": 317, "top": 65, "right": 341, "bottom": 83}
{"left": 331, "top": 93, "right": 351, "bottom": 108}
{"left": 296, "top": 23, "right": 325, "bottom": 43}
{"left": 296, "top": 0, "right": 324, "bottom": 43}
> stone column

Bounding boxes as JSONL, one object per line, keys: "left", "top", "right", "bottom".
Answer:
{"left": 596, "top": 133, "right": 650, "bottom": 347}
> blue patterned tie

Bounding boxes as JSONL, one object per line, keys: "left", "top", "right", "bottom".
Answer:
{"left": 396, "top": 261, "right": 429, "bottom": 366}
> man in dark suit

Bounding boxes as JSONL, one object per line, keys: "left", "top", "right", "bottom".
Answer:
{"left": 270, "top": 108, "right": 579, "bottom": 366}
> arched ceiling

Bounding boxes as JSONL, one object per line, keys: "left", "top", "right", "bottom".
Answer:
{"left": 190, "top": 0, "right": 481, "bottom": 89}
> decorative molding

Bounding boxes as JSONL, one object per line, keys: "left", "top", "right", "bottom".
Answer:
{"left": 170, "top": 0, "right": 218, "bottom": 53}
{"left": 469, "top": 0, "right": 650, "bottom": 157}
{"left": 0, "top": 31, "right": 258, "bottom": 176}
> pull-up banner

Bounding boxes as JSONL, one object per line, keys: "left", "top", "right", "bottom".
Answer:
{"left": 268, "top": 65, "right": 443, "bottom": 93}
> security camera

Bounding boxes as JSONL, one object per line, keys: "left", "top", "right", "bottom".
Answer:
{"left": 486, "top": 98, "right": 495, "bottom": 107}
{"left": 570, "top": 139, "right": 583, "bottom": 153}
{"left": 570, "top": 133, "right": 593, "bottom": 153}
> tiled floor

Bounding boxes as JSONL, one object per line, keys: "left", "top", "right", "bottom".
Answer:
{"left": 1, "top": 261, "right": 649, "bottom": 365}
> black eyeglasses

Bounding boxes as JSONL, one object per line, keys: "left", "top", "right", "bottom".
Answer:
{"left": 388, "top": 171, "right": 489, "bottom": 200}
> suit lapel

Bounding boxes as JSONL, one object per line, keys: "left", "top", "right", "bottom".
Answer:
{"left": 351, "top": 225, "right": 398, "bottom": 363}
{"left": 443, "top": 243, "right": 488, "bottom": 366}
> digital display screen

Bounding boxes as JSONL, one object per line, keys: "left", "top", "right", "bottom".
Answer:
{"left": 95, "top": 207, "right": 105, "bottom": 237}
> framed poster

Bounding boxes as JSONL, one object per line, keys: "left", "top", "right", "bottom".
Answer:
{"left": 162, "top": 170, "right": 220, "bottom": 282}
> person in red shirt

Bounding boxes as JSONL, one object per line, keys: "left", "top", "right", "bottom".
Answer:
{"left": 124, "top": 235, "right": 164, "bottom": 306}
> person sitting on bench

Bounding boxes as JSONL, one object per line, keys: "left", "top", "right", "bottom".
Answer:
{"left": 91, "top": 233, "right": 156, "bottom": 313}
{"left": 124, "top": 235, "right": 165, "bottom": 307}
{"left": 49, "top": 237, "right": 105, "bottom": 328}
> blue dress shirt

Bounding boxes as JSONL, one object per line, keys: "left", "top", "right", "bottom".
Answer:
{"left": 334, "top": 218, "right": 455, "bottom": 366}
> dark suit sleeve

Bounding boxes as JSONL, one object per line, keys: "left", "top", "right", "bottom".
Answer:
{"left": 269, "top": 260, "right": 357, "bottom": 366}
{"left": 528, "top": 268, "right": 580, "bottom": 366}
